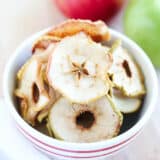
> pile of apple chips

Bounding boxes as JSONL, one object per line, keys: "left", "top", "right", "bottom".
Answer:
{"left": 15, "top": 20, "right": 146, "bottom": 142}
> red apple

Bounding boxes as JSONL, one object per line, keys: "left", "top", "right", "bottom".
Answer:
{"left": 54, "top": 0, "right": 124, "bottom": 21}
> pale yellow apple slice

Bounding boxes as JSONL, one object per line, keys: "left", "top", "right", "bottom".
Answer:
{"left": 48, "top": 96, "right": 123, "bottom": 143}
{"left": 108, "top": 40, "right": 146, "bottom": 97}
{"left": 15, "top": 46, "right": 60, "bottom": 125}
{"left": 111, "top": 89, "right": 142, "bottom": 113}
{"left": 47, "top": 32, "right": 112, "bottom": 104}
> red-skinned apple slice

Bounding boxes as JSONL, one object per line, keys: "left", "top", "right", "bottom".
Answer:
{"left": 47, "top": 19, "right": 110, "bottom": 42}
{"left": 32, "top": 35, "right": 60, "bottom": 54}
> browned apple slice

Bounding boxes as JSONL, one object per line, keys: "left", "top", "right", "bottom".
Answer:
{"left": 47, "top": 19, "right": 110, "bottom": 42}
{"left": 32, "top": 19, "right": 110, "bottom": 54}
{"left": 32, "top": 35, "right": 60, "bottom": 54}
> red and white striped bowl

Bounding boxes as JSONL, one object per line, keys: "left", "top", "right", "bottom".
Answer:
{"left": 3, "top": 28, "right": 158, "bottom": 160}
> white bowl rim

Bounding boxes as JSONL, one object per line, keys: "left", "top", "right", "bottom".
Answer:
{"left": 3, "top": 28, "right": 159, "bottom": 150}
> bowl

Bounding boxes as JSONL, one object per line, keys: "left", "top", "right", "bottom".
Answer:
{"left": 3, "top": 28, "right": 158, "bottom": 160}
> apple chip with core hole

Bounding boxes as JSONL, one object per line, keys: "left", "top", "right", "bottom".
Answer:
{"left": 49, "top": 97, "right": 122, "bottom": 142}
{"left": 111, "top": 89, "right": 142, "bottom": 113}
{"left": 47, "top": 33, "right": 112, "bottom": 104}
{"left": 15, "top": 48, "right": 60, "bottom": 126}
{"left": 47, "top": 19, "right": 110, "bottom": 42}
{"left": 108, "top": 40, "right": 145, "bottom": 97}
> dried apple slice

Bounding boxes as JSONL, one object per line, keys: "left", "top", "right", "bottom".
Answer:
{"left": 47, "top": 19, "right": 110, "bottom": 42}
{"left": 37, "top": 87, "right": 60, "bottom": 123}
{"left": 33, "top": 19, "right": 110, "bottom": 54}
{"left": 48, "top": 96, "right": 123, "bottom": 142}
{"left": 108, "top": 40, "right": 146, "bottom": 97}
{"left": 111, "top": 89, "right": 142, "bottom": 113}
{"left": 32, "top": 35, "right": 60, "bottom": 54}
{"left": 15, "top": 59, "right": 49, "bottom": 125}
{"left": 15, "top": 59, "right": 49, "bottom": 110}
{"left": 47, "top": 32, "right": 112, "bottom": 104}
{"left": 15, "top": 47, "right": 59, "bottom": 125}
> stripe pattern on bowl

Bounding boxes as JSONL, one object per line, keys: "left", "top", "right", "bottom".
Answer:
{"left": 16, "top": 123, "right": 140, "bottom": 159}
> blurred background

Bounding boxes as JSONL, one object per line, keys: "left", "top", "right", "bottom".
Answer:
{"left": 0, "top": 0, "right": 160, "bottom": 159}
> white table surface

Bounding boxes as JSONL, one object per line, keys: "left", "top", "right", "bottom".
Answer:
{"left": 0, "top": 0, "right": 160, "bottom": 159}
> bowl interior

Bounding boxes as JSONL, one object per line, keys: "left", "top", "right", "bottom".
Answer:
{"left": 5, "top": 29, "right": 156, "bottom": 140}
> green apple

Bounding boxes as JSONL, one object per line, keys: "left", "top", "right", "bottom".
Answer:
{"left": 124, "top": 0, "right": 160, "bottom": 67}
